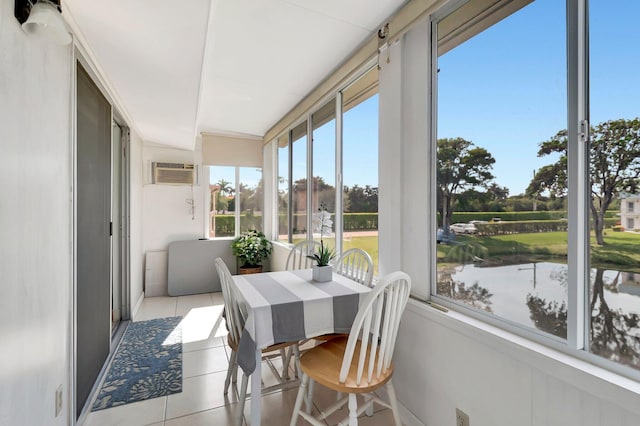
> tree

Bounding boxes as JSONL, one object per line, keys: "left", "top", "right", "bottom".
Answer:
{"left": 437, "top": 138, "right": 495, "bottom": 228}
{"left": 486, "top": 183, "right": 509, "bottom": 203}
{"left": 345, "top": 184, "right": 378, "bottom": 213}
{"left": 526, "top": 295, "right": 567, "bottom": 339}
{"left": 216, "top": 179, "right": 234, "bottom": 196}
{"left": 293, "top": 177, "right": 337, "bottom": 212}
{"left": 436, "top": 266, "right": 493, "bottom": 312}
{"left": 215, "top": 190, "right": 228, "bottom": 212}
{"left": 525, "top": 268, "right": 640, "bottom": 367}
{"left": 529, "top": 119, "right": 640, "bottom": 245}
{"left": 589, "top": 269, "right": 640, "bottom": 367}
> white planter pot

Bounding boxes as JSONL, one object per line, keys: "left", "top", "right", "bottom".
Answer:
{"left": 312, "top": 265, "right": 333, "bottom": 282}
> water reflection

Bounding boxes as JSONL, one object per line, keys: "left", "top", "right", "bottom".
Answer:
{"left": 590, "top": 268, "right": 640, "bottom": 369}
{"left": 437, "top": 262, "right": 640, "bottom": 370}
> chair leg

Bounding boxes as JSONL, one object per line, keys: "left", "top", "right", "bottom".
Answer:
{"left": 237, "top": 373, "right": 249, "bottom": 426}
{"left": 292, "top": 344, "right": 301, "bottom": 379}
{"left": 364, "top": 393, "right": 374, "bottom": 417}
{"left": 347, "top": 393, "right": 358, "bottom": 426}
{"left": 231, "top": 352, "right": 239, "bottom": 384}
{"left": 290, "top": 374, "right": 309, "bottom": 426}
{"left": 225, "top": 350, "right": 238, "bottom": 394}
{"left": 304, "top": 379, "right": 314, "bottom": 414}
{"left": 281, "top": 348, "right": 290, "bottom": 380}
{"left": 386, "top": 380, "right": 402, "bottom": 426}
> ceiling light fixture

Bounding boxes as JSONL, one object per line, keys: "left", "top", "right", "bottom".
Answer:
{"left": 15, "top": 0, "right": 71, "bottom": 45}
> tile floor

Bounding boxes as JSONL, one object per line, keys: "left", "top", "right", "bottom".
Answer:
{"left": 81, "top": 293, "right": 398, "bottom": 426}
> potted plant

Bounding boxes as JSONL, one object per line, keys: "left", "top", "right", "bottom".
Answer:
{"left": 231, "top": 229, "right": 273, "bottom": 274}
{"left": 308, "top": 204, "right": 335, "bottom": 282}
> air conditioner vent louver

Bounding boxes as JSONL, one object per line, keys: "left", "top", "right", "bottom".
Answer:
{"left": 152, "top": 162, "right": 195, "bottom": 185}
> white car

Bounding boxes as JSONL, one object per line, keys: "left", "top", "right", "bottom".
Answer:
{"left": 450, "top": 223, "right": 477, "bottom": 234}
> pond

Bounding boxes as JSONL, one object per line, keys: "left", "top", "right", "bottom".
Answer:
{"left": 437, "top": 262, "right": 640, "bottom": 370}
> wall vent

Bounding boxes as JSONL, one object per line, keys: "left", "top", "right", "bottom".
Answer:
{"left": 152, "top": 162, "right": 195, "bottom": 185}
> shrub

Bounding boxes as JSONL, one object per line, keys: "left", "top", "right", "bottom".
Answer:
{"left": 231, "top": 230, "right": 272, "bottom": 267}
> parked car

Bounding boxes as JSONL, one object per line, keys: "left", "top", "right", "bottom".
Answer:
{"left": 450, "top": 223, "right": 477, "bottom": 234}
{"left": 463, "top": 223, "right": 477, "bottom": 234}
{"left": 436, "top": 228, "right": 456, "bottom": 244}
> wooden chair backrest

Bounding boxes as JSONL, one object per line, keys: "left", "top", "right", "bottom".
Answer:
{"left": 214, "top": 258, "right": 244, "bottom": 348}
{"left": 285, "top": 240, "right": 322, "bottom": 270}
{"left": 339, "top": 271, "right": 411, "bottom": 386}
{"left": 333, "top": 248, "right": 374, "bottom": 287}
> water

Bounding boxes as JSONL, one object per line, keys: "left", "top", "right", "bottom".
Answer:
{"left": 437, "top": 262, "right": 640, "bottom": 370}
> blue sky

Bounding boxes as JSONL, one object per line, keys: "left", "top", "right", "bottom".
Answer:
{"left": 213, "top": 95, "right": 379, "bottom": 190}
{"left": 214, "top": 0, "right": 640, "bottom": 197}
{"left": 439, "top": 0, "right": 640, "bottom": 195}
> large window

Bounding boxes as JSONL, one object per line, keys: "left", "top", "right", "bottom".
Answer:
{"left": 435, "top": 0, "right": 568, "bottom": 338}
{"left": 277, "top": 134, "right": 289, "bottom": 242}
{"left": 291, "top": 121, "right": 308, "bottom": 242}
{"left": 342, "top": 70, "right": 379, "bottom": 273}
{"left": 311, "top": 99, "right": 337, "bottom": 249}
{"left": 274, "top": 68, "right": 379, "bottom": 271}
{"left": 208, "top": 166, "right": 263, "bottom": 238}
{"left": 432, "top": 0, "right": 640, "bottom": 375}
{"left": 588, "top": 0, "right": 640, "bottom": 370}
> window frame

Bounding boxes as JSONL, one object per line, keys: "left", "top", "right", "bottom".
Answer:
{"left": 272, "top": 61, "right": 379, "bottom": 261}
{"left": 428, "top": 0, "right": 640, "bottom": 381}
{"left": 206, "top": 165, "right": 264, "bottom": 238}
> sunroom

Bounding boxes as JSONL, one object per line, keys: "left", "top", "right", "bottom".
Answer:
{"left": 4, "top": 0, "right": 640, "bottom": 425}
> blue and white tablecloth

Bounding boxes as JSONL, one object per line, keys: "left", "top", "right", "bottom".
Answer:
{"left": 231, "top": 269, "right": 371, "bottom": 375}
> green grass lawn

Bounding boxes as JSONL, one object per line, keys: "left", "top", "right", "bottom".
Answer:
{"left": 437, "top": 230, "right": 640, "bottom": 271}
{"left": 343, "top": 236, "right": 379, "bottom": 274}
{"left": 292, "top": 234, "right": 380, "bottom": 274}
{"left": 293, "top": 230, "right": 640, "bottom": 274}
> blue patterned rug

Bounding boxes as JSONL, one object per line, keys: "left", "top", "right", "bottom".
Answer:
{"left": 92, "top": 317, "right": 183, "bottom": 411}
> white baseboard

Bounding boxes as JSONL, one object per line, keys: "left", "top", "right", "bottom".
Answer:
{"left": 399, "top": 401, "right": 425, "bottom": 426}
{"left": 132, "top": 291, "right": 145, "bottom": 320}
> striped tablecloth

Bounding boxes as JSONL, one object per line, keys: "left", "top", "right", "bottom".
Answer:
{"left": 232, "top": 269, "right": 371, "bottom": 375}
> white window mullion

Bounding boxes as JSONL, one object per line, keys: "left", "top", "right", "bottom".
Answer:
{"left": 566, "top": 0, "right": 589, "bottom": 350}
{"left": 306, "top": 118, "right": 313, "bottom": 240}
{"left": 234, "top": 166, "right": 240, "bottom": 236}
{"left": 335, "top": 92, "right": 343, "bottom": 256}
{"left": 429, "top": 17, "right": 439, "bottom": 298}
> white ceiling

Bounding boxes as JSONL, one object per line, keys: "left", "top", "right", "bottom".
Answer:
{"left": 63, "top": 0, "right": 405, "bottom": 150}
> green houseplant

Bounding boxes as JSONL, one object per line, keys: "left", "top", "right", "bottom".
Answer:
{"left": 231, "top": 230, "right": 273, "bottom": 274}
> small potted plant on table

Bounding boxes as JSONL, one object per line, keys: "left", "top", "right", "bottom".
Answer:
{"left": 308, "top": 204, "right": 335, "bottom": 282}
{"left": 231, "top": 229, "right": 273, "bottom": 274}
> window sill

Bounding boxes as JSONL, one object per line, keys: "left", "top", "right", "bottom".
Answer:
{"left": 406, "top": 298, "right": 640, "bottom": 408}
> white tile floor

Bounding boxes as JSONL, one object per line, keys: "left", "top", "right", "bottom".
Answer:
{"left": 81, "top": 293, "right": 397, "bottom": 426}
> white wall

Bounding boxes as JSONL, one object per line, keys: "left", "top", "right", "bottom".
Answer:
{"left": 140, "top": 141, "right": 206, "bottom": 295}
{"left": 142, "top": 141, "right": 204, "bottom": 253}
{"left": 0, "top": 2, "right": 72, "bottom": 424}
{"left": 395, "top": 302, "right": 640, "bottom": 426}
{"left": 380, "top": 19, "right": 640, "bottom": 426}
{"left": 129, "top": 130, "right": 144, "bottom": 312}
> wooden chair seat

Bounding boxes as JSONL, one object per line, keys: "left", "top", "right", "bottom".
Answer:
{"left": 290, "top": 271, "right": 411, "bottom": 426}
{"left": 300, "top": 336, "right": 393, "bottom": 394}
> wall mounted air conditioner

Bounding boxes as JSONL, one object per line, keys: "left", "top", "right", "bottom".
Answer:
{"left": 152, "top": 162, "right": 196, "bottom": 185}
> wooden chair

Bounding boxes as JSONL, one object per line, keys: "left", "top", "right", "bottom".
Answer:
{"left": 333, "top": 248, "right": 374, "bottom": 287}
{"left": 285, "top": 240, "right": 321, "bottom": 270}
{"left": 214, "top": 258, "right": 300, "bottom": 426}
{"left": 289, "top": 271, "right": 411, "bottom": 426}
{"left": 304, "top": 247, "right": 374, "bottom": 406}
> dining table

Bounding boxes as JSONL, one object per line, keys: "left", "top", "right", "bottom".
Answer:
{"left": 230, "top": 268, "right": 372, "bottom": 426}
